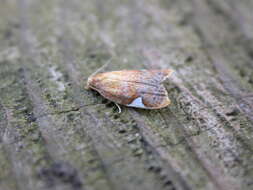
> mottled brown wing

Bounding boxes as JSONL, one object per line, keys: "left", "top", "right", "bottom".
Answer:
{"left": 135, "top": 83, "right": 171, "bottom": 109}
{"left": 87, "top": 69, "right": 173, "bottom": 109}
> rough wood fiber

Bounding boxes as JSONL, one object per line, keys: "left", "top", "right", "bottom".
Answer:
{"left": 0, "top": 0, "right": 252, "bottom": 190}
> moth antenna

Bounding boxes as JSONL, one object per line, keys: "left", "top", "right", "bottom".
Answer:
{"left": 88, "top": 57, "right": 113, "bottom": 79}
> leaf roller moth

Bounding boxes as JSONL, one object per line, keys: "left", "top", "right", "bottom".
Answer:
{"left": 86, "top": 69, "right": 174, "bottom": 110}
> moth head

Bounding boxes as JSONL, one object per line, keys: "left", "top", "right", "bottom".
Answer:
{"left": 86, "top": 75, "right": 94, "bottom": 89}
{"left": 86, "top": 73, "right": 103, "bottom": 90}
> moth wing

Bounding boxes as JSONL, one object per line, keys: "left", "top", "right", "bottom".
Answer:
{"left": 141, "top": 85, "right": 170, "bottom": 108}
{"left": 88, "top": 69, "right": 173, "bottom": 109}
{"left": 91, "top": 69, "right": 173, "bottom": 84}
{"left": 130, "top": 69, "right": 172, "bottom": 109}
{"left": 88, "top": 71, "right": 138, "bottom": 105}
{"left": 127, "top": 83, "right": 170, "bottom": 109}
{"left": 110, "top": 69, "right": 173, "bottom": 85}
{"left": 140, "top": 69, "right": 173, "bottom": 84}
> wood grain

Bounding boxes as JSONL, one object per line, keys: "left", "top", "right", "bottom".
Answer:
{"left": 0, "top": 0, "right": 252, "bottom": 190}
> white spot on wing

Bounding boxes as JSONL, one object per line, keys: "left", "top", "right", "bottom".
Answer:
{"left": 127, "top": 97, "right": 146, "bottom": 108}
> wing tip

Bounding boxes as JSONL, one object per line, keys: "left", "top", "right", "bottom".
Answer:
{"left": 164, "top": 69, "right": 174, "bottom": 77}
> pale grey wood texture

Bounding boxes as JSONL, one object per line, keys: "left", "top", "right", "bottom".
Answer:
{"left": 0, "top": 0, "right": 253, "bottom": 190}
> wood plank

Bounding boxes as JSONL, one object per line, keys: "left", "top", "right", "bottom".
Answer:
{"left": 0, "top": 0, "right": 252, "bottom": 190}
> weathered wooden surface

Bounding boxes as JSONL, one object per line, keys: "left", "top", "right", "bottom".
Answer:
{"left": 0, "top": 0, "right": 253, "bottom": 190}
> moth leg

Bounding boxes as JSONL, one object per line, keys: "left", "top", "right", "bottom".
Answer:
{"left": 115, "top": 103, "right": 122, "bottom": 113}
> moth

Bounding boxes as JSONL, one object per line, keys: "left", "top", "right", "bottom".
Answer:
{"left": 86, "top": 69, "right": 173, "bottom": 112}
